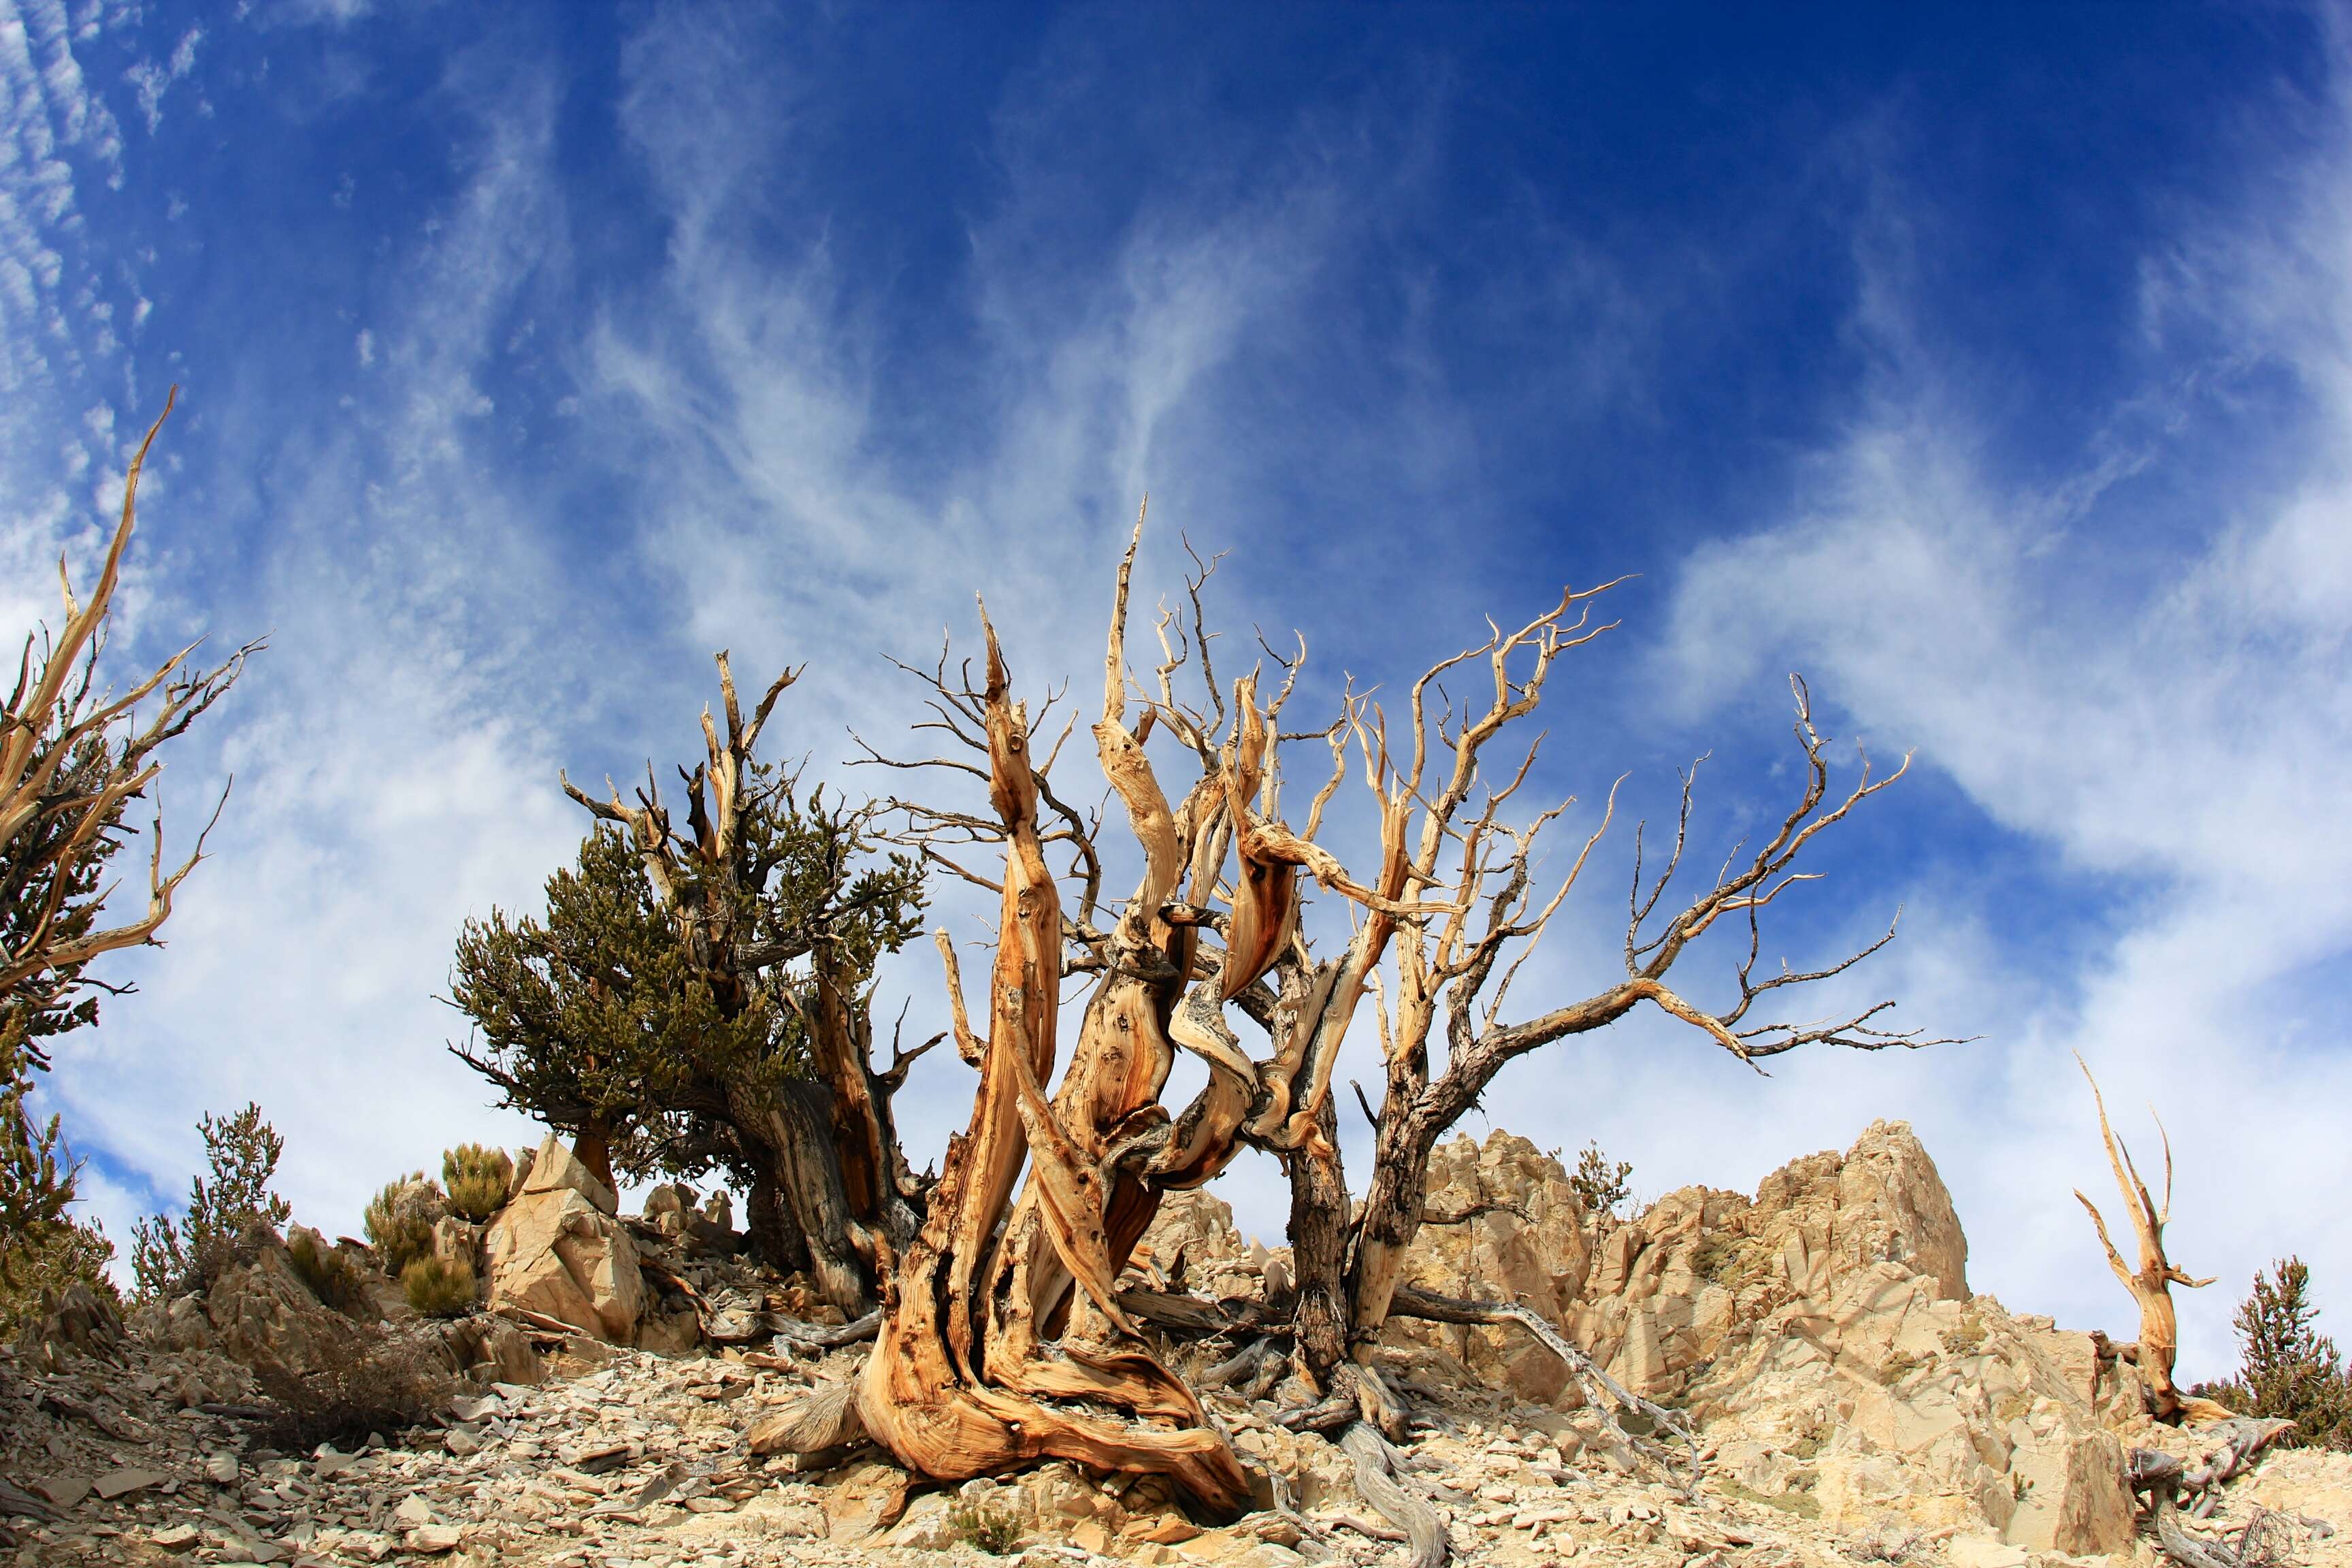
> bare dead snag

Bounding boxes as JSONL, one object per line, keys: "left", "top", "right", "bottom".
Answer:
{"left": 2074, "top": 1056, "right": 2213, "bottom": 1422}
{"left": 846, "top": 521, "right": 1943, "bottom": 1495}
{"left": 2, "top": 389, "right": 259, "bottom": 1063}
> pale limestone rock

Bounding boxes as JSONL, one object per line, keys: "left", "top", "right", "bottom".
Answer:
{"left": 520, "top": 1131, "right": 617, "bottom": 1215}
{"left": 885, "top": 1490, "right": 963, "bottom": 1549}
{"left": 1946, "top": 1540, "right": 2031, "bottom": 1568}
{"left": 2001, "top": 1424, "right": 2134, "bottom": 1553}
{"left": 504, "top": 1147, "right": 534, "bottom": 1204}
{"left": 643, "top": 1182, "right": 692, "bottom": 1230}
{"left": 1390, "top": 1129, "right": 1595, "bottom": 1403}
{"left": 406, "top": 1522, "right": 463, "bottom": 1553}
{"left": 203, "top": 1244, "right": 370, "bottom": 1384}
{"left": 482, "top": 1185, "right": 644, "bottom": 1342}
{"left": 430, "top": 1215, "right": 482, "bottom": 1273}
{"left": 821, "top": 1458, "right": 911, "bottom": 1541}
{"left": 1138, "top": 1189, "right": 1258, "bottom": 1299}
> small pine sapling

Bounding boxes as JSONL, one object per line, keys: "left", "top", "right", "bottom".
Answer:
{"left": 2223, "top": 1258, "right": 2352, "bottom": 1450}
{"left": 130, "top": 1102, "right": 294, "bottom": 1298}
{"left": 1569, "top": 1139, "right": 1635, "bottom": 1220}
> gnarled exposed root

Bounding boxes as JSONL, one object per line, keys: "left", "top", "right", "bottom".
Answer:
{"left": 1341, "top": 1421, "right": 1447, "bottom": 1568}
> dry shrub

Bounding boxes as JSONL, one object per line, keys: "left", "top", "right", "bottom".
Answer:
{"left": 285, "top": 1228, "right": 374, "bottom": 1318}
{"left": 250, "top": 1330, "right": 448, "bottom": 1454}
{"left": 949, "top": 1494, "right": 1023, "bottom": 1554}
{"left": 440, "top": 1144, "right": 513, "bottom": 1223}
{"left": 401, "top": 1256, "right": 476, "bottom": 1318}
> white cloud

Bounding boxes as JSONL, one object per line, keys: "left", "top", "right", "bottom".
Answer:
{"left": 37, "top": 59, "right": 595, "bottom": 1250}
{"left": 1648, "top": 49, "right": 2352, "bottom": 1371}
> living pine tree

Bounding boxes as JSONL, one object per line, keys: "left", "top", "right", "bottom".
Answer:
{"left": 2198, "top": 1257, "right": 2352, "bottom": 1450}
{"left": 448, "top": 671, "right": 928, "bottom": 1308}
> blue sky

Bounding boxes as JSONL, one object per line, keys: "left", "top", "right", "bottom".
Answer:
{"left": 6, "top": 0, "right": 2349, "bottom": 1377}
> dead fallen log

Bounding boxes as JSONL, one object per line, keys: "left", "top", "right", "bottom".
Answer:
{"left": 1117, "top": 1286, "right": 1269, "bottom": 1336}
{"left": 2134, "top": 1417, "right": 2298, "bottom": 1525}
{"left": 769, "top": 1309, "right": 883, "bottom": 1351}
{"left": 1277, "top": 1394, "right": 1358, "bottom": 1433}
{"left": 2156, "top": 1503, "right": 2299, "bottom": 1568}
{"left": 2183, "top": 1417, "right": 2296, "bottom": 1500}
{"left": 1388, "top": 1283, "right": 1700, "bottom": 1485}
{"left": 496, "top": 1303, "right": 596, "bottom": 1340}
{"left": 1312, "top": 1511, "right": 1408, "bottom": 1544}
{"left": 1200, "top": 1337, "right": 1279, "bottom": 1390}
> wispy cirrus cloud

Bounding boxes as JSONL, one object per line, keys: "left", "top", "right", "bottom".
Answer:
{"left": 1648, "top": 40, "right": 2352, "bottom": 1368}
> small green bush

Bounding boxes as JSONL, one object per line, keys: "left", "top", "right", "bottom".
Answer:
{"left": 1569, "top": 1139, "right": 1633, "bottom": 1220}
{"left": 363, "top": 1175, "right": 447, "bottom": 1276}
{"left": 286, "top": 1227, "right": 374, "bottom": 1317}
{"left": 948, "top": 1495, "right": 1023, "bottom": 1554}
{"left": 440, "top": 1144, "right": 514, "bottom": 1223}
{"left": 401, "top": 1255, "right": 477, "bottom": 1318}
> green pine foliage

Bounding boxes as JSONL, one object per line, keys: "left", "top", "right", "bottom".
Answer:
{"left": 2223, "top": 1258, "right": 2352, "bottom": 1449}
{"left": 0, "top": 1081, "right": 77, "bottom": 1289}
{"left": 129, "top": 1102, "right": 294, "bottom": 1298}
{"left": 447, "top": 772, "right": 924, "bottom": 1198}
{"left": 0, "top": 1212, "right": 119, "bottom": 1332}
{"left": 440, "top": 1144, "right": 513, "bottom": 1222}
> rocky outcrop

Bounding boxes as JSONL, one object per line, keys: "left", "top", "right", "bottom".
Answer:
{"left": 1390, "top": 1120, "right": 1968, "bottom": 1403}
{"left": 483, "top": 1183, "right": 645, "bottom": 1343}
{"left": 17, "top": 1117, "right": 2345, "bottom": 1568}
{"left": 12, "top": 1282, "right": 129, "bottom": 1373}
{"left": 519, "top": 1131, "right": 618, "bottom": 1215}
{"left": 199, "top": 1243, "right": 375, "bottom": 1386}
{"left": 1386, "top": 1119, "right": 2136, "bottom": 1552}
{"left": 1394, "top": 1130, "right": 1597, "bottom": 1403}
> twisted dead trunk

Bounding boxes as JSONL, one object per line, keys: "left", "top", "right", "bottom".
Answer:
{"left": 854, "top": 621, "right": 1252, "bottom": 1518}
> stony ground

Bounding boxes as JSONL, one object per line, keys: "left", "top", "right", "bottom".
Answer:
{"left": 14, "top": 1123, "right": 2351, "bottom": 1568}
{"left": 9, "top": 1318, "right": 2352, "bottom": 1568}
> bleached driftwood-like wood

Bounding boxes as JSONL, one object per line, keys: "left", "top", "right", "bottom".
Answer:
{"left": 2074, "top": 1056, "right": 2212, "bottom": 1422}
{"left": 747, "top": 1377, "right": 868, "bottom": 1457}
{"left": 1388, "top": 1283, "right": 1700, "bottom": 1485}
{"left": 1340, "top": 1422, "right": 1446, "bottom": 1568}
